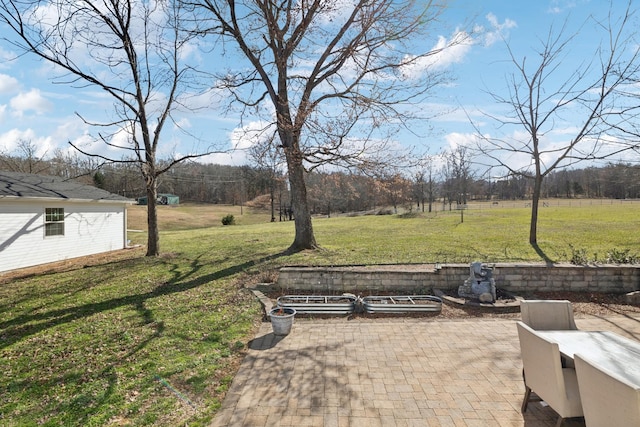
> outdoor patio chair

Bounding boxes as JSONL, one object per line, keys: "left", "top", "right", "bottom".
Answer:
{"left": 520, "top": 299, "right": 578, "bottom": 331}
{"left": 516, "top": 321, "right": 583, "bottom": 427}
{"left": 520, "top": 299, "right": 578, "bottom": 368}
{"left": 574, "top": 353, "right": 640, "bottom": 427}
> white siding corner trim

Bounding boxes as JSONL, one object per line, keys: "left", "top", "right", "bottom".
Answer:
{"left": 0, "top": 199, "right": 129, "bottom": 273}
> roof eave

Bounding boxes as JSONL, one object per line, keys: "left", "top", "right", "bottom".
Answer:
{"left": 0, "top": 195, "right": 135, "bottom": 205}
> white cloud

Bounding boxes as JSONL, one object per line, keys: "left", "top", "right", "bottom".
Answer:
{"left": 229, "top": 121, "right": 274, "bottom": 150}
{"left": 403, "top": 12, "right": 517, "bottom": 80}
{"left": 0, "top": 74, "right": 20, "bottom": 95}
{"left": 0, "top": 128, "right": 53, "bottom": 156}
{"left": 483, "top": 13, "right": 517, "bottom": 47}
{"left": 549, "top": 125, "right": 582, "bottom": 136}
{"left": 177, "top": 87, "right": 223, "bottom": 112}
{"left": 444, "top": 132, "right": 479, "bottom": 150}
{"left": 401, "top": 30, "right": 474, "bottom": 79}
{"left": 67, "top": 132, "right": 97, "bottom": 153}
{"left": 547, "top": 1, "right": 578, "bottom": 15}
{"left": 173, "top": 118, "right": 192, "bottom": 131}
{"left": 0, "top": 129, "right": 25, "bottom": 152}
{"left": 10, "top": 89, "right": 53, "bottom": 116}
{"left": 64, "top": 123, "right": 133, "bottom": 159}
{"left": 0, "top": 47, "right": 16, "bottom": 70}
{"left": 430, "top": 102, "right": 477, "bottom": 124}
{"left": 108, "top": 127, "right": 135, "bottom": 151}
{"left": 178, "top": 39, "right": 203, "bottom": 63}
{"left": 53, "top": 117, "right": 88, "bottom": 140}
{"left": 314, "top": 0, "right": 359, "bottom": 25}
{"left": 198, "top": 151, "right": 249, "bottom": 166}
{"left": 432, "top": 31, "right": 475, "bottom": 68}
{"left": 194, "top": 120, "right": 275, "bottom": 165}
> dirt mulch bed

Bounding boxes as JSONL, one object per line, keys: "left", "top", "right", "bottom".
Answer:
{"left": 259, "top": 285, "right": 640, "bottom": 320}
{"left": 436, "top": 291, "right": 640, "bottom": 320}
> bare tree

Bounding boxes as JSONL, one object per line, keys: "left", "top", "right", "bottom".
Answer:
{"left": 376, "top": 172, "right": 411, "bottom": 214}
{"left": 439, "top": 154, "right": 454, "bottom": 211}
{"left": 193, "top": 0, "right": 457, "bottom": 251}
{"left": 0, "top": 0, "right": 213, "bottom": 256}
{"left": 0, "top": 140, "right": 103, "bottom": 181}
{"left": 445, "top": 144, "right": 474, "bottom": 206}
{"left": 603, "top": 74, "right": 640, "bottom": 157}
{"left": 413, "top": 171, "right": 427, "bottom": 212}
{"left": 247, "top": 130, "right": 286, "bottom": 222}
{"left": 0, "top": 139, "right": 49, "bottom": 174}
{"left": 416, "top": 155, "right": 438, "bottom": 212}
{"left": 474, "top": 2, "right": 640, "bottom": 244}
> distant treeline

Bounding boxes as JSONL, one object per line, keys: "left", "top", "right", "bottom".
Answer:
{"left": 2, "top": 151, "right": 639, "bottom": 216}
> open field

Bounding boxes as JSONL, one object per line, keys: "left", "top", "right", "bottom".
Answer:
{"left": 1, "top": 200, "right": 640, "bottom": 426}
{"left": 126, "top": 199, "right": 640, "bottom": 235}
{"left": 127, "top": 203, "right": 273, "bottom": 231}
{"left": 128, "top": 200, "right": 640, "bottom": 264}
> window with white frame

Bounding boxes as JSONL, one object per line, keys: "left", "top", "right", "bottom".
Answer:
{"left": 45, "top": 208, "right": 65, "bottom": 237}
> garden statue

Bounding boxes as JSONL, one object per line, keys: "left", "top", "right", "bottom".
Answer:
{"left": 458, "top": 262, "right": 496, "bottom": 303}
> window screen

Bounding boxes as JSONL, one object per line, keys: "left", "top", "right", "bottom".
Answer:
{"left": 45, "top": 208, "right": 65, "bottom": 236}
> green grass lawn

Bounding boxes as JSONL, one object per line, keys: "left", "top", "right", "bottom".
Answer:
{"left": 1, "top": 201, "right": 639, "bottom": 426}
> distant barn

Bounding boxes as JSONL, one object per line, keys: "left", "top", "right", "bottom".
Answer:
{"left": 137, "top": 194, "right": 179, "bottom": 205}
{"left": 0, "top": 171, "right": 134, "bottom": 273}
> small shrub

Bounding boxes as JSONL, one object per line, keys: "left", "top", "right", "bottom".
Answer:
{"left": 606, "top": 248, "right": 639, "bottom": 264}
{"left": 252, "top": 269, "right": 279, "bottom": 284}
{"left": 568, "top": 244, "right": 589, "bottom": 265}
{"left": 376, "top": 208, "right": 394, "bottom": 215}
{"left": 221, "top": 214, "right": 235, "bottom": 226}
{"left": 398, "top": 212, "right": 419, "bottom": 219}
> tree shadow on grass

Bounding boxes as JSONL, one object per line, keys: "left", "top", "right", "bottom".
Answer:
{"left": 0, "top": 250, "right": 290, "bottom": 350}
{"left": 5, "top": 363, "right": 121, "bottom": 426}
{"left": 531, "top": 243, "right": 554, "bottom": 264}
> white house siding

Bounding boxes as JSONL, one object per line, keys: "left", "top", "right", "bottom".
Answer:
{"left": 0, "top": 199, "right": 127, "bottom": 272}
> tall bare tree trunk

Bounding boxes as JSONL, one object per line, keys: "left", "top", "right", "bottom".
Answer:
{"left": 285, "top": 146, "right": 317, "bottom": 251}
{"left": 529, "top": 175, "right": 542, "bottom": 245}
{"left": 270, "top": 181, "right": 276, "bottom": 222}
{"left": 146, "top": 177, "right": 160, "bottom": 256}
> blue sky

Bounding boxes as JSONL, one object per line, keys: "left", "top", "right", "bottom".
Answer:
{"left": 0, "top": 0, "right": 636, "bottom": 173}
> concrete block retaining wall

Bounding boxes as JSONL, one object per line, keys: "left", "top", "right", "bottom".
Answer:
{"left": 277, "top": 264, "right": 640, "bottom": 294}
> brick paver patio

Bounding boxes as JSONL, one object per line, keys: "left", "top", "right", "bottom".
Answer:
{"left": 211, "top": 315, "right": 640, "bottom": 426}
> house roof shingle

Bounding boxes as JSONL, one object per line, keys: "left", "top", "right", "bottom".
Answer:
{"left": 0, "top": 171, "right": 133, "bottom": 203}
